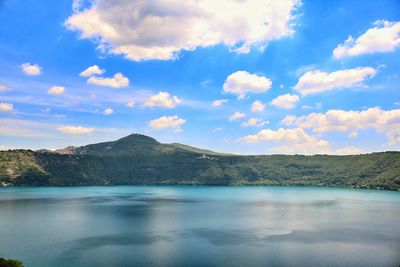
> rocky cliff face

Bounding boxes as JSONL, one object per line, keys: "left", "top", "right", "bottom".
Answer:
{"left": 54, "top": 146, "right": 78, "bottom": 155}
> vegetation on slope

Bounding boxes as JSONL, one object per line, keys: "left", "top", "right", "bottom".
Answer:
{"left": 0, "top": 134, "right": 399, "bottom": 190}
{"left": 0, "top": 258, "right": 24, "bottom": 267}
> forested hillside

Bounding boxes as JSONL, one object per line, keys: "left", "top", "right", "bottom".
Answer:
{"left": 1, "top": 134, "right": 399, "bottom": 190}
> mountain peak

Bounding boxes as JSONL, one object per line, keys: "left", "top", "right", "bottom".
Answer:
{"left": 116, "top": 134, "right": 160, "bottom": 145}
{"left": 71, "top": 133, "right": 162, "bottom": 157}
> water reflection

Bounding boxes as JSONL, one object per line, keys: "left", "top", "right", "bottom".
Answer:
{"left": 59, "top": 232, "right": 170, "bottom": 261}
{"left": 0, "top": 186, "right": 399, "bottom": 267}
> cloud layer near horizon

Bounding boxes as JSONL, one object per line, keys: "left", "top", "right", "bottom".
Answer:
{"left": 282, "top": 107, "right": 400, "bottom": 145}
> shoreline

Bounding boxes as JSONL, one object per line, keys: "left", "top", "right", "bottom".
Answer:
{"left": 1, "top": 183, "right": 399, "bottom": 192}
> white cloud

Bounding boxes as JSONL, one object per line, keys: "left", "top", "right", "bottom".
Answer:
{"left": 57, "top": 125, "right": 94, "bottom": 135}
{"left": 48, "top": 86, "right": 65, "bottom": 95}
{"left": 301, "top": 103, "right": 323, "bottom": 110}
{"left": 0, "top": 84, "right": 10, "bottom": 92}
{"left": 80, "top": 65, "right": 105, "bottom": 77}
{"left": 348, "top": 131, "right": 358, "bottom": 139}
{"left": 0, "top": 145, "right": 15, "bottom": 151}
{"left": 268, "top": 144, "right": 365, "bottom": 155}
{"left": 212, "top": 99, "right": 228, "bottom": 107}
{"left": 0, "top": 118, "right": 130, "bottom": 146}
{"left": 0, "top": 102, "right": 13, "bottom": 112}
{"left": 144, "top": 91, "right": 181, "bottom": 108}
{"left": 241, "top": 117, "right": 268, "bottom": 127}
{"left": 103, "top": 108, "right": 114, "bottom": 115}
{"left": 72, "top": 0, "right": 84, "bottom": 12}
{"left": 21, "top": 63, "right": 41, "bottom": 75}
{"left": 201, "top": 80, "right": 212, "bottom": 88}
{"left": 333, "top": 20, "right": 400, "bottom": 58}
{"left": 282, "top": 107, "right": 400, "bottom": 145}
{"left": 87, "top": 73, "right": 129, "bottom": 88}
{"left": 293, "top": 64, "right": 316, "bottom": 77}
{"left": 223, "top": 71, "right": 272, "bottom": 99}
{"left": 149, "top": 115, "right": 186, "bottom": 130}
{"left": 229, "top": 112, "right": 246, "bottom": 121}
{"left": 301, "top": 105, "right": 312, "bottom": 109}
{"left": 251, "top": 100, "right": 265, "bottom": 112}
{"left": 270, "top": 93, "right": 299, "bottom": 109}
{"left": 0, "top": 118, "right": 52, "bottom": 137}
{"left": 213, "top": 127, "right": 223, "bottom": 132}
{"left": 242, "top": 127, "right": 331, "bottom": 155}
{"left": 66, "top": 0, "right": 300, "bottom": 61}
{"left": 333, "top": 146, "right": 363, "bottom": 155}
{"left": 243, "top": 127, "right": 317, "bottom": 143}
{"left": 315, "top": 102, "right": 323, "bottom": 109}
{"left": 293, "top": 67, "right": 377, "bottom": 95}
{"left": 126, "top": 100, "right": 135, "bottom": 108}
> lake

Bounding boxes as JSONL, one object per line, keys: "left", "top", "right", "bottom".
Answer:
{"left": 0, "top": 186, "right": 399, "bottom": 267}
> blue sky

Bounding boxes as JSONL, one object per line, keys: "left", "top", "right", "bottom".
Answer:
{"left": 0, "top": 0, "right": 399, "bottom": 154}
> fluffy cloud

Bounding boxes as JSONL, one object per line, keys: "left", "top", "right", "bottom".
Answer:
{"left": 57, "top": 125, "right": 94, "bottom": 135}
{"left": 293, "top": 67, "right": 377, "bottom": 95}
{"left": 80, "top": 65, "right": 105, "bottom": 77}
{"left": 333, "top": 20, "right": 400, "bottom": 58}
{"left": 144, "top": 92, "right": 181, "bottom": 108}
{"left": 48, "top": 86, "right": 65, "bottom": 95}
{"left": 21, "top": 63, "right": 41, "bottom": 75}
{"left": 0, "top": 85, "right": 10, "bottom": 92}
{"left": 0, "top": 102, "right": 13, "bottom": 112}
{"left": 66, "top": 0, "right": 300, "bottom": 61}
{"left": 149, "top": 115, "right": 186, "bottom": 130}
{"left": 103, "top": 108, "right": 114, "bottom": 115}
{"left": 223, "top": 71, "right": 272, "bottom": 99}
{"left": 251, "top": 100, "right": 265, "bottom": 112}
{"left": 242, "top": 127, "right": 331, "bottom": 154}
{"left": 241, "top": 117, "right": 268, "bottom": 127}
{"left": 282, "top": 107, "right": 400, "bottom": 145}
{"left": 229, "top": 112, "right": 246, "bottom": 121}
{"left": 244, "top": 127, "right": 319, "bottom": 143}
{"left": 87, "top": 73, "right": 129, "bottom": 88}
{"left": 212, "top": 99, "right": 228, "bottom": 107}
{"left": 270, "top": 93, "right": 299, "bottom": 109}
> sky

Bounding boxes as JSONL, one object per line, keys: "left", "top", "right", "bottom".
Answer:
{"left": 0, "top": 0, "right": 399, "bottom": 155}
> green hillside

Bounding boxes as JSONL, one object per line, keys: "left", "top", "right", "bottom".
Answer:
{"left": 0, "top": 134, "right": 399, "bottom": 190}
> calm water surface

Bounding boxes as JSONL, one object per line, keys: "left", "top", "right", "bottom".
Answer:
{"left": 0, "top": 186, "right": 399, "bottom": 267}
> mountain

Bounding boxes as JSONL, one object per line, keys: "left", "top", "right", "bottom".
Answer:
{"left": 68, "top": 134, "right": 228, "bottom": 157}
{"left": 71, "top": 134, "right": 165, "bottom": 156}
{"left": 0, "top": 134, "right": 399, "bottom": 190}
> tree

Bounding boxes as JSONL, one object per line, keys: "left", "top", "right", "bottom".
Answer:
{"left": 0, "top": 258, "right": 24, "bottom": 267}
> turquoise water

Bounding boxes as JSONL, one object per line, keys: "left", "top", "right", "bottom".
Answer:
{"left": 0, "top": 186, "right": 399, "bottom": 267}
